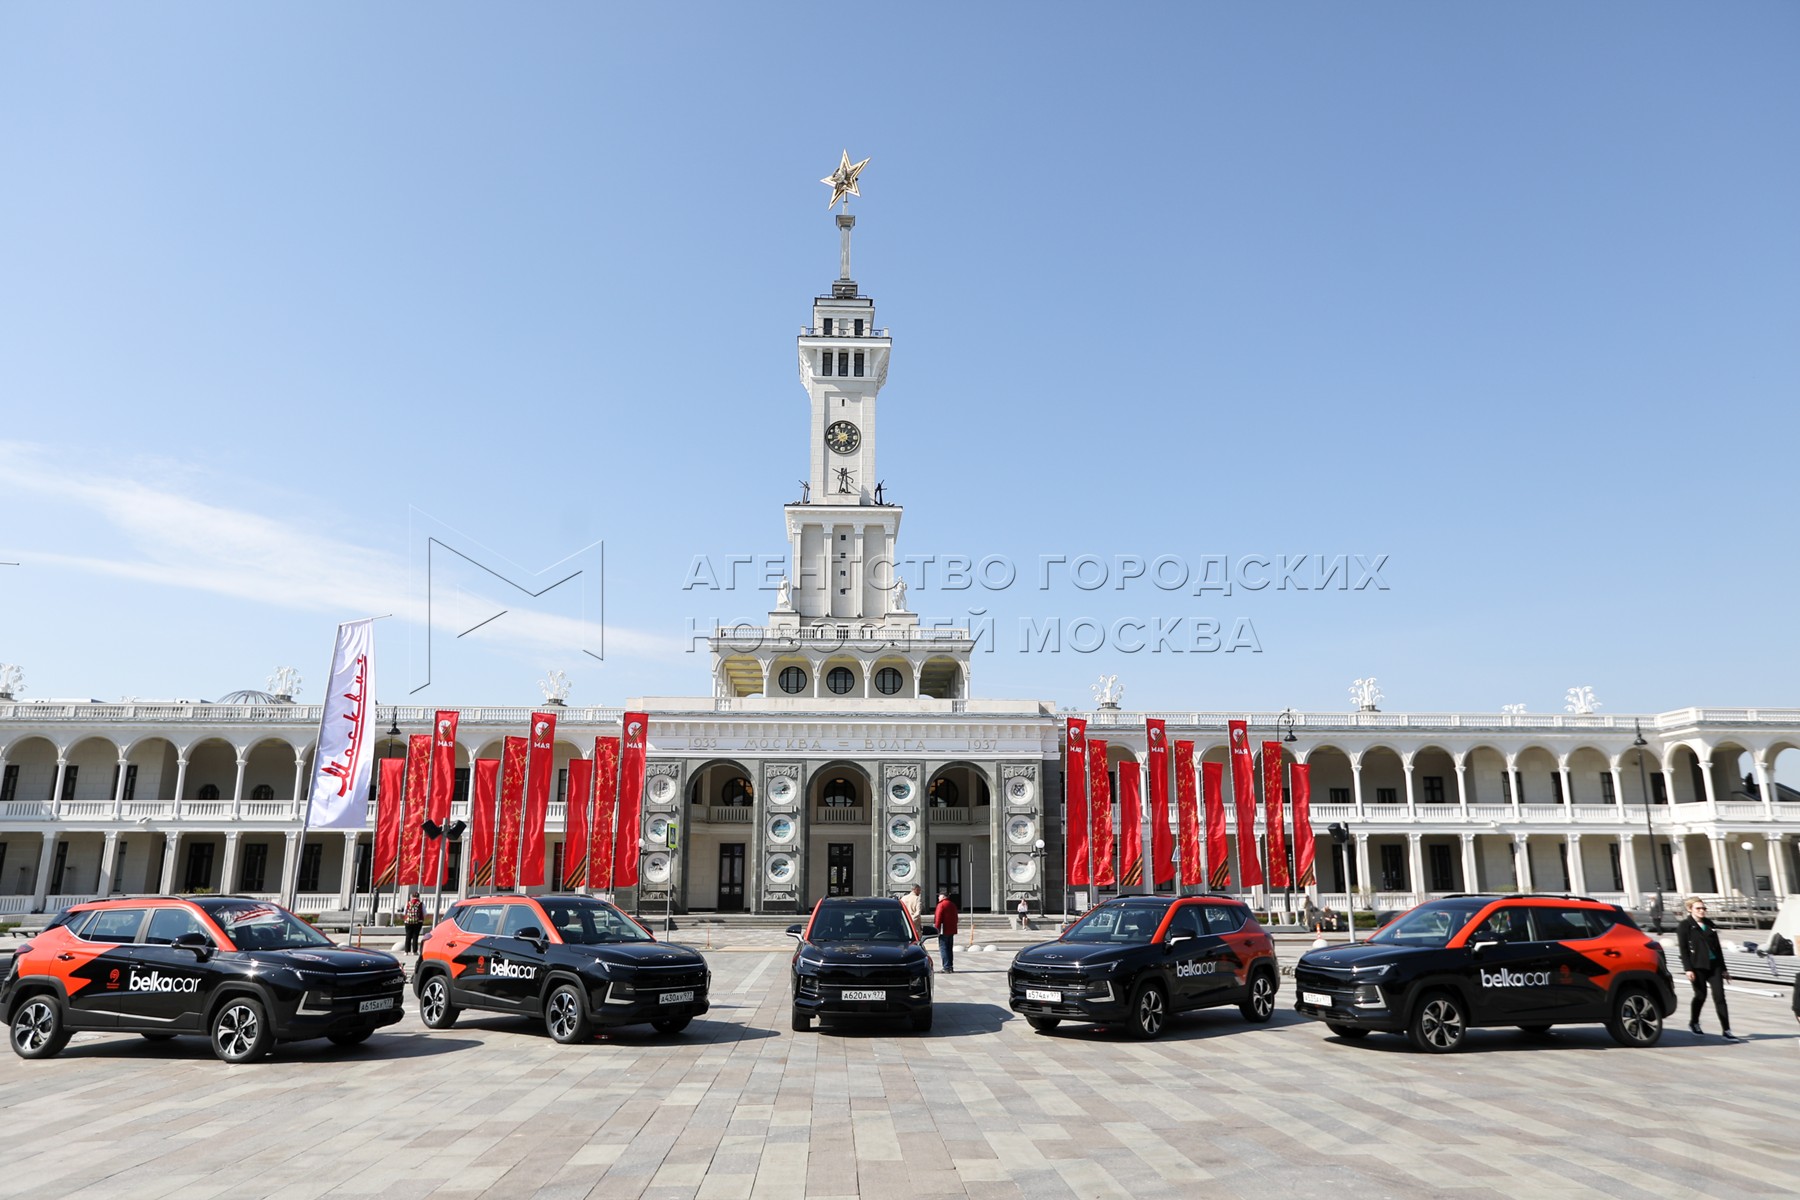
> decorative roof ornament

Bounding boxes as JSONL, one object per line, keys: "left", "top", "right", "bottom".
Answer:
{"left": 1350, "top": 677, "right": 1383, "bottom": 712}
{"left": 1564, "top": 686, "right": 1601, "bottom": 715}
{"left": 1092, "top": 674, "right": 1124, "bottom": 710}
{"left": 538, "top": 669, "right": 573, "bottom": 707}
{"left": 820, "top": 149, "right": 870, "bottom": 209}
{"left": 1502, "top": 703, "right": 1528, "bottom": 716}
{"left": 266, "top": 666, "right": 302, "bottom": 701}
{"left": 0, "top": 663, "right": 22, "bottom": 700}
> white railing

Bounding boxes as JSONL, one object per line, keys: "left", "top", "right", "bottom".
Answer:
{"left": 0, "top": 702, "right": 626, "bottom": 725}
{"left": 0, "top": 800, "right": 53, "bottom": 819}
{"left": 1070, "top": 707, "right": 1800, "bottom": 732}
{"left": 184, "top": 801, "right": 231, "bottom": 819}
{"left": 929, "top": 807, "right": 972, "bottom": 824}
{"left": 239, "top": 801, "right": 298, "bottom": 820}
{"left": 1716, "top": 802, "right": 1770, "bottom": 819}
{"left": 46, "top": 894, "right": 99, "bottom": 910}
{"left": 121, "top": 800, "right": 177, "bottom": 819}
{"left": 0, "top": 896, "right": 35, "bottom": 913}
{"left": 814, "top": 806, "right": 866, "bottom": 824}
{"left": 703, "top": 806, "right": 754, "bottom": 823}
{"left": 58, "top": 801, "right": 113, "bottom": 818}
{"left": 709, "top": 625, "right": 971, "bottom": 647}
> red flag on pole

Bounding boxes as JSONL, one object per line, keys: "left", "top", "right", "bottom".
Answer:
{"left": 589, "top": 736, "right": 620, "bottom": 890}
{"left": 1146, "top": 719, "right": 1173, "bottom": 885}
{"left": 1118, "top": 761, "right": 1143, "bottom": 887}
{"left": 1064, "top": 718, "right": 1090, "bottom": 886}
{"left": 1292, "top": 763, "right": 1316, "bottom": 887}
{"left": 398, "top": 734, "right": 432, "bottom": 886}
{"left": 563, "top": 758, "right": 594, "bottom": 890}
{"left": 422, "top": 711, "right": 459, "bottom": 886}
{"left": 613, "top": 712, "right": 649, "bottom": 887}
{"left": 520, "top": 711, "right": 557, "bottom": 886}
{"left": 495, "top": 737, "right": 527, "bottom": 890}
{"left": 373, "top": 757, "right": 406, "bottom": 888}
{"left": 1203, "top": 760, "right": 1230, "bottom": 890}
{"left": 1175, "top": 741, "right": 1200, "bottom": 888}
{"left": 469, "top": 758, "right": 498, "bottom": 887}
{"left": 1089, "top": 741, "right": 1115, "bottom": 888}
{"left": 1228, "top": 720, "right": 1264, "bottom": 888}
{"left": 1262, "top": 741, "right": 1290, "bottom": 889}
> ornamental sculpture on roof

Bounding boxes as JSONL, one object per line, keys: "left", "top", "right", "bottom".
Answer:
{"left": 539, "top": 669, "right": 573, "bottom": 705}
{"left": 0, "top": 663, "right": 22, "bottom": 699}
{"left": 1351, "top": 677, "right": 1383, "bottom": 712}
{"left": 267, "top": 666, "right": 302, "bottom": 699}
{"left": 1565, "top": 686, "right": 1601, "bottom": 715}
{"left": 1093, "top": 674, "right": 1124, "bottom": 709}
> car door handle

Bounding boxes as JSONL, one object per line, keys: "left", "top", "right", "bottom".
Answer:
{"left": 56, "top": 953, "right": 75, "bottom": 961}
{"left": 1602, "top": 949, "right": 1622, "bottom": 958}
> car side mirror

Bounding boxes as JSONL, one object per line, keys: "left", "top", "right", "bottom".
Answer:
{"left": 919, "top": 923, "right": 938, "bottom": 940}
{"left": 516, "top": 926, "right": 547, "bottom": 949}
{"left": 785, "top": 924, "right": 805, "bottom": 939}
{"left": 175, "top": 931, "right": 214, "bottom": 961}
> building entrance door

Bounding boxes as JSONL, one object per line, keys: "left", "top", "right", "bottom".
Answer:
{"left": 827, "top": 844, "right": 854, "bottom": 896}
{"left": 935, "top": 844, "right": 962, "bottom": 900}
{"left": 717, "top": 844, "right": 745, "bottom": 912}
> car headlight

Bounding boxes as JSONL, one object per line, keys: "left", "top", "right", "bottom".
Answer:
{"left": 1357, "top": 963, "right": 1394, "bottom": 981}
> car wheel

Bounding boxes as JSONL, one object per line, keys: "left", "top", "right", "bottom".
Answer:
{"left": 11, "top": 995, "right": 70, "bottom": 1060}
{"left": 1128, "top": 981, "right": 1168, "bottom": 1040}
{"left": 1606, "top": 986, "right": 1663, "bottom": 1048}
{"left": 139, "top": 1032, "right": 178, "bottom": 1042}
{"left": 1325, "top": 1022, "right": 1370, "bottom": 1040}
{"left": 652, "top": 1016, "right": 692, "bottom": 1035}
{"left": 211, "top": 997, "right": 273, "bottom": 1064}
{"left": 1026, "top": 1016, "right": 1062, "bottom": 1033}
{"left": 418, "top": 974, "right": 459, "bottom": 1030}
{"left": 544, "top": 983, "right": 592, "bottom": 1044}
{"left": 328, "top": 1029, "right": 373, "bottom": 1047}
{"left": 1239, "top": 970, "right": 1277, "bottom": 1023}
{"left": 1407, "top": 991, "right": 1467, "bottom": 1054}
{"left": 791, "top": 1008, "right": 812, "bottom": 1032}
{"left": 1516, "top": 1024, "right": 1553, "bottom": 1036}
{"left": 909, "top": 1008, "right": 933, "bottom": 1034}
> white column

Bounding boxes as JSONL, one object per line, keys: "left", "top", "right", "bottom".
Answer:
{"left": 1506, "top": 755, "right": 1521, "bottom": 814}
{"left": 1403, "top": 758, "right": 1417, "bottom": 818}
{"left": 1559, "top": 765, "right": 1574, "bottom": 807}
{"left": 852, "top": 523, "right": 867, "bottom": 618}
{"left": 1565, "top": 832, "right": 1586, "bottom": 894}
{"left": 1617, "top": 834, "right": 1640, "bottom": 902}
{"left": 1454, "top": 762, "right": 1469, "bottom": 812}
{"left": 1766, "top": 833, "right": 1792, "bottom": 900}
{"left": 50, "top": 758, "right": 68, "bottom": 814}
{"left": 1353, "top": 833, "right": 1371, "bottom": 898}
{"left": 1609, "top": 766, "right": 1626, "bottom": 811}
{"left": 1659, "top": 768, "right": 1677, "bottom": 810}
{"left": 1459, "top": 832, "right": 1479, "bottom": 891}
{"left": 112, "top": 755, "right": 131, "bottom": 818}
{"left": 1708, "top": 835, "right": 1732, "bottom": 896}
{"left": 1669, "top": 835, "right": 1694, "bottom": 896}
{"left": 31, "top": 833, "right": 59, "bottom": 909}
{"left": 290, "top": 753, "right": 308, "bottom": 817}
{"left": 1513, "top": 834, "right": 1533, "bottom": 891}
{"left": 338, "top": 832, "right": 361, "bottom": 910}
{"left": 159, "top": 831, "right": 181, "bottom": 894}
{"left": 1350, "top": 755, "right": 1366, "bottom": 817}
{"left": 172, "top": 757, "right": 189, "bottom": 809}
{"left": 97, "top": 830, "right": 120, "bottom": 895}
{"left": 230, "top": 753, "right": 248, "bottom": 818}
{"left": 1698, "top": 759, "right": 1719, "bottom": 814}
{"left": 279, "top": 830, "right": 303, "bottom": 901}
{"left": 1405, "top": 831, "right": 1424, "bottom": 897}
{"left": 219, "top": 831, "right": 242, "bottom": 895}
{"left": 1753, "top": 757, "right": 1777, "bottom": 816}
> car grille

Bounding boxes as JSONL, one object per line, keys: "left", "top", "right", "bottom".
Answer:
{"left": 1011, "top": 963, "right": 1089, "bottom": 987}
{"left": 817, "top": 964, "right": 915, "bottom": 986}
{"left": 331, "top": 970, "right": 407, "bottom": 996}
{"left": 1293, "top": 964, "right": 1355, "bottom": 988}
{"left": 630, "top": 964, "right": 708, "bottom": 991}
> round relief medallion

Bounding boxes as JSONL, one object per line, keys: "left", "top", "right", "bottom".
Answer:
{"left": 766, "top": 854, "right": 796, "bottom": 885}
{"left": 887, "top": 778, "right": 916, "bottom": 804}
{"left": 887, "top": 815, "right": 916, "bottom": 844}
{"left": 767, "top": 815, "right": 797, "bottom": 844}
{"left": 888, "top": 854, "right": 917, "bottom": 884}
{"left": 648, "top": 775, "right": 676, "bottom": 803}
{"left": 1007, "top": 854, "right": 1036, "bottom": 884}
{"left": 646, "top": 815, "right": 671, "bottom": 844}
{"left": 1006, "top": 815, "right": 1036, "bottom": 846}
{"left": 1006, "top": 776, "right": 1035, "bottom": 806}
{"left": 768, "top": 777, "right": 796, "bottom": 804}
{"left": 643, "top": 853, "right": 672, "bottom": 884}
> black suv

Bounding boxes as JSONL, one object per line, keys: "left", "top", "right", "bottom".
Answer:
{"left": 415, "top": 894, "right": 710, "bottom": 1042}
{"left": 788, "top": 897, "right": 935, "bottom": 1033}
{"left": 1009, "top": 895, "right": 1279, "bottom": 1039}
{"left": 1293, "top": 894, "right": 1678, "bottom": 1052}
{"left": 4, "top": 896, "right": 405, "bottom": 1063}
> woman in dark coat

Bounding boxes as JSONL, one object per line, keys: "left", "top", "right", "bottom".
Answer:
{"left": 1675, "top": 897, "right": 1736, "bottom": 1040}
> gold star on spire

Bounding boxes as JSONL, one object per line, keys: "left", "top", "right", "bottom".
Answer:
{"left": 821, "top": 149, "right": 870, "bottom": 208}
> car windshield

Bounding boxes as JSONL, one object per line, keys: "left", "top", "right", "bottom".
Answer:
{"left": 211, "top": 901, "right": 333, "bottom": 950}
{"left": 1365, "top": 901, "right": 1487, "bottom": 949}
{"left": 537, "top": 898, "right": 652, "bottom": 945}
{"left": 1063, "top": 901, "right": 1167, "bottom": 944}
{"left": 809, "top": 904, "right": 914, "bottom": 942}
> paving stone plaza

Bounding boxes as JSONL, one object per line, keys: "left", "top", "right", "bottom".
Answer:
{"left": 4, "top": 931, "right": 1794, "bottom": 1200}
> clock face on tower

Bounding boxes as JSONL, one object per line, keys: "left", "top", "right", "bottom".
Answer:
{"left": 825, "top": 420, "right": 861, "bottom": 455}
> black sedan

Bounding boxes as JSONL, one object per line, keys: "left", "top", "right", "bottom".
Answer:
{"left": 788, "top": 897, "right": 935, "bottom": 1033}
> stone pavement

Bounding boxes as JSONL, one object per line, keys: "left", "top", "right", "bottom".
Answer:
{"left": 3, "top": 931, "right": 1796, "bottom": 1200}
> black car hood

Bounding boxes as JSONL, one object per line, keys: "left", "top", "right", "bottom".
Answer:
{"left": 800, "top": 941, "right": 927, "bottom": 966}
{"left": 1014, "top": 941, "right": 1136, "bottom": 971}
{"left": 566, "top": 941, "right": 706, "bottom": 966}
{"left": 240, "top": 947, "right": 400, "bottom": 972}
{"left": 1299, "top": 943, "right": 1419, "bottom": 971}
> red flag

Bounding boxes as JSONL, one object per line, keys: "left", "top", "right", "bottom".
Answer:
{"left": 613, "top": 712, "right": 649, "bottom": 886}
{"left": 563, "top": 758, "right": 594, "bottom": 890}
{"left": 1203, "top": 760, "right": 1230, "bottom": 890}
{"left": 469, "top": 758, "right": 499, "bottom": 887}
{"left": 495, "top": 736, "right": 527, "bottom": 890}
{"left": 1064, "top": 718, "right": 1090, "bottom": 886}
{"left": 589, "top": 736, "right": 620, "bottom": 890}
{"left": 422, "top": 711, "right": 459, "bottom": 886}
{"left": 1175, "top": 741, "right": 1201, "bottom": 888}
{"left": 1262, "top": 741, "right": 1290, "bottom": 888}
{"left": 398, "top": 734, "right": 431, "bottom": 886}
{"left": 1146, "top": 719, "right": 1173, "bottom": 885}
{"left": 1089, "top": 741, "right": 1115, "bottom": 887}
{"left": 373, "top": 757, "right": 406, "bottom": 887}
{"left": 1292, "top": 763, "right": 1316, "bottom": 888}
{"left": 1228, "top": 720, "right": 1263, "bottom": 888}
{"left": 520, "top": 710, "right": 557, "bottom": 886}
{"left": 1118, "top": 761, "right": 1143, "bottom": 887}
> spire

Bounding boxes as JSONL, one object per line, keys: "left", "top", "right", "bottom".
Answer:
{"left": 820, "top": 150, "right": 869, "bottom": 299}
{"left": 834, "top": 213, "right": 858, "bottom": 299}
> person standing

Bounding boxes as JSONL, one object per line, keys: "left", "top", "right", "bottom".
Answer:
{"left": 1016, "top": 896, "right": 1032, "bottom": 932}
{"left": 1676, "top": 897, "right": 1737, "bottom": 1040}
{"left": 934, "top": 891, "right": 959, "bottom": 973}
{"left": 901, "top": 884, "right": 923, "bottom": 929}
{"left": 402, "top": 891, "right": 425, "bottom": 955}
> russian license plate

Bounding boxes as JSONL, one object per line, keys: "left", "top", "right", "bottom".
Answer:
{"left": 359, "top": 997, "right": 395, "bottom": 1013}
{"left": 841, "top": 989, "right": 886, "bottom": 1001}
{"left": 1024, "top": 988, "right": 1062, "bottom": 1003}
{"left": 659, "top": 990, "right": 696, "bottom": 1005}
{"left": 1302, "top": 991, "right": 1332, "bottom": 1007}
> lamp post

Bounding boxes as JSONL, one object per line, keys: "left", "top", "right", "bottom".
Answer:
{"left": 1033, "top": 837, "right": 1046, "bottom": 922}
{"left": 1329, "top": 822, "right": 1354, "bottom": 943}
{"left": 1633, "top": 720, "right": 1665, "bottom": 933}
{"left": 1741, "top": 839, "right": 1758, "bottom": 929}
{"left": 1277, "top": 709, "right": 1299, "bottom": 918}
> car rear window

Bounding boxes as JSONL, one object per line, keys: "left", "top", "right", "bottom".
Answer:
{"left": 1537, "top": 906, "right": 1624, "bottom": 940}
{"left": 80, "top": 908, "right": 148, "bottom": 944}
{"left": 1201, "top": 903, "right": 1247, "bottom": 934}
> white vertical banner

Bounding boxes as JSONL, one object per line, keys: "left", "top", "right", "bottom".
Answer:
{"left": 305, "top": 619, "right": 378, "bottom": 830}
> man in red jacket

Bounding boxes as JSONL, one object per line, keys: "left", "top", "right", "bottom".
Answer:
{"left": 934, "top": 891, "right": 959, "bottom": 973}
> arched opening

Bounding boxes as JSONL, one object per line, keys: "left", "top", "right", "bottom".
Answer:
{"left": 807, "top": 762, "right": 874, "bottom": 904}
{"left": 120, "top": 735, "right": 180, "bottom": 809}
{"left": 919, "top": 657, "right": 962, "bottom": 700}
{"left": 771, "top": 656, "right": 811, "bottom": 697}
{"left": 820, "top": 656, "right": 861, "bottom": 698}
{"left": 870, "top": 655, "right": 913, "bottom": 698}
{"left": 1667, "top": 745, "right": 1705, "bottom": 805}
{"left": 1514, "top": 746, "right": 1560, "bottom": 806}
{"left": 243, "top": 737, "right": 299, "bottom": 804}
{"left": 925, "top": 762, "right": 994, "bottom": 910}
{"left": 1710, "top": 741, "right": 1756, "bottom": 804}
{"left": 680, "top": 759, "right": 757, "bottom": 913}
{"left": 1412, "top": 746, "right": 1457, "bottom": 805}
{"left": 1567, "top": 746, "right": 1612, "bottom": 805}
{"left": 0, "top": 735, "right": 58, "bottom": 809}
{"left": 1359, "top": 746, "right": 1404, "bottom": 806}
{"left": 1463, "top": 746, "right": 1507, "bottom": 806}
{"left": 718, "top": 655, "right": 764, "bottom": 698}
{"left": 184, "top": 738, "right": 237, "bottom": 802}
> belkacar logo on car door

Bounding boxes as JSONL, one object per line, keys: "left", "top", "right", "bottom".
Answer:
{"left": 1174, "top": 961, "right": 1218, "bottom": 978}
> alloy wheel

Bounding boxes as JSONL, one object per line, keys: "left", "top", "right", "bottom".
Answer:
{"left": 1619, "top": 992, "right": 1660, "bottom": 1044}
{"left": 13, "top": 1000, "right": 54, "bottom": 1054}
{"left": 421, "top": 978, "right": 447, "bottom": 1026}
{"left": 1419, "top": 998, "right": 1463, "bottom": 1050}
{"left": 215, "top": 1003, "right": 260, "bottom": 1060}
{"left": 547, "top": 990, "right": 580, "bottom": 1041}
{"left": 1136, "top": 987, "right": 1166, "bottom": 1037}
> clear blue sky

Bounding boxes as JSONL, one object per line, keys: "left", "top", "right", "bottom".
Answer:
{"left": 2, "top": 3, "right": 1796, "bottom": 718}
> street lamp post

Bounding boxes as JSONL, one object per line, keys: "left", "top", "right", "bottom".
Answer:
{"left": 1741, "top": 839, "right": 1758, "bottom": 929}
{"left": 1277, "top": 709, "right": 1299, "bottom": 918}
{"left": 1032, "top": 837, "right": 1046, "bottom": 922}
{"left": 1633, "top": 721, "right": 1665, "bottom": 933}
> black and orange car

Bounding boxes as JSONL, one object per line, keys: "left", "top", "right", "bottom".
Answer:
{"left": 1008, "top": 895, "right": 1280, "bottom": 1038}
{"left": 1293, "top": 893, "right": 1678, "bottom": 1052}
{"left": 3, "top": 895, "right": 405, "bottom": 1063}
{"left": 413, "top": 894, "right": 709, "bottom": 1043}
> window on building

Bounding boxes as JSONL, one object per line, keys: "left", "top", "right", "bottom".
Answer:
{"left": 557, "top": 769, "right": 568, "bottom": 804}
{"left": 874, "top": 667, "right": 904, "bottom": 695}
{"left": 1551, "top": 773, "right": 1565, "bottom": 804}
{"left": 853, "top": 352, "right": 864, "bottom": 377}
{"left": 929, "top": 778, "right": 960, "bottom": 807}
{"left": 826, "top": 666, "right": 855, "bottom": 694}
{"left": 778, "top": 666, "right": 807, "bottom": 694}
{"left": 821, "top": 350, "right": 833, "bottom": 376}
{"left": 1422, "top": 776, "right": 1445, "bottom": 804}
{"left": 455, "top": 768, "right": 470, "bottom": 805}
{"left": 198, "top": 784, "right": 221, "bottom": 801}
{"left": 299, "top": 843, "right": 324, "bottom": 891}
{"left": 111, "top": 763, "right": 139, "bottom": 802}
{"left": 1608, "top": 843, "right": 1623, "bottom": 890}
{"left": 1375, "top": 787, "right": 1399, "bottom": 805}
{"left": 854, "top": 318, "right": 864, "bottom": 335}
{"left": 552, "top": 842, "right": 564, "bottom": 890}
{"left": 1652, "top": 774, "right": 1668, "bottom": 804}
{"left": 821, "top": 778, "right": 858, "bottom": 808}
{"left": 60, "top": 765, "right": 79, "bottom": 802}
{"left": 1601, "top": 773, "right": 1616, "bottom": 802}
{"left": 1556, "top": 842, "right": 1571, "bottom": 890}
{"left": 721, "top": 777, "right": 753, "bottom": 806}
{"left": 183, "top": 842, "right": 214, "bottom": 891}
{"left": 1514, "top": 771, "right": 1526, "bottom": 804}
{"left": 822, "top": 317, "right": 833, "bottom": 335}
{"left": 837, "top": 351, "right": 849, "bottom": 376}
{"left": 0, "top": 764, "right": 16, "bottom": 802}
{"left": 1328, "top": 786, "right": 1350, "bottom": 805}
{"left": 240, "top": 842, "right": 268, "bottom": 891}
{"left": 1379, "top": 844, "right": 1406, "bottom": 890}
{"left": 1429, "top": 844, "right": 1454, "bottom": 891}
{"left": 251, "top": 784, "right": 274, "bottom": 801}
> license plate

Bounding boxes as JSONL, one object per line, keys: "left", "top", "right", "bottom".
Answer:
{"left": 1024, "top": 988, "right": 1062, "bottom": 1003}
{"left": 359, "top": 997, "right": 395, "bottom": 1013}
{"left": 659, "top": 990, "right": 695, "bottom": 1005}
{"left": 1302, "top": 991, "right": 1332, "bottom": 1007}
{"left": 841, "top": 989, "right": 886, "bottom": 1001}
